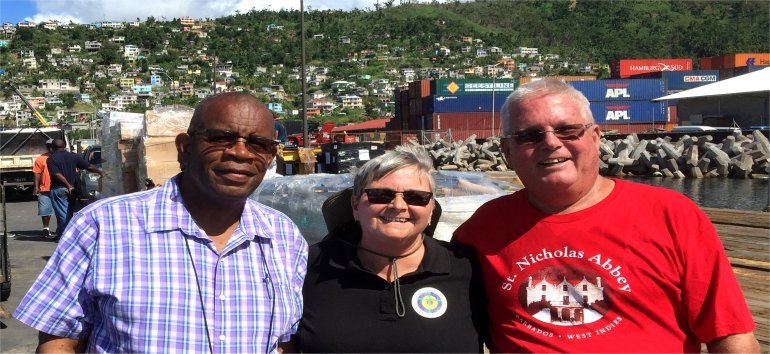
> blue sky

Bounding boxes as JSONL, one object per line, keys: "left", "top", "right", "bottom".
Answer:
{"left": 1, "top": 0, "right": 36, "bottom": 24}
{"left": 1, "top": 0, "right": 440, "bottom": 24}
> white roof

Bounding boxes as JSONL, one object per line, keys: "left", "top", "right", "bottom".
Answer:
{"left": 653, "top": 67, "right": 770, "bottom": 101}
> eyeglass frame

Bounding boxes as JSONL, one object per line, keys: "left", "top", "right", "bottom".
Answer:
{"left": 363, "top": 188, "right": 434, "bottom": 206}
{"left": 188, "top": 128, "right": 280, "bottom": 154}
{"left": 502, "top": 123, "right": 595, "bottom": 145}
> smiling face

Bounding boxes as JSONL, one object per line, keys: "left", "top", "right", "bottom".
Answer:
{"left": 502, "top": 93, "right": 601, "bottom": 199}
{"left": 177, "top": 93, "right": 276, "bottom": 203}
{"left": 352, "top": 165, "right": 434, "bottom": 249}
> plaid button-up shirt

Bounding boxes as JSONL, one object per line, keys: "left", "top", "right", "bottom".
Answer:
{"left": 15, "top": 175, "right": 308, "bottom": 353}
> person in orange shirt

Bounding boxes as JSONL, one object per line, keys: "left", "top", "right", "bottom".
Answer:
{"left": 33, "top": 139, "right": 55, "bottom": 238}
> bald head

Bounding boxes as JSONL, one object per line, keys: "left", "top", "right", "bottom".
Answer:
{"left": 189, "top": 92, "right": 270, "bottom": 133}
{"left": 52, "top": 138, "right": 67, "bottom": 150}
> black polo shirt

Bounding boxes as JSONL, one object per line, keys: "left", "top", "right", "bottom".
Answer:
{"left": 297, "top": 226, "right": 488, "bottom": 353}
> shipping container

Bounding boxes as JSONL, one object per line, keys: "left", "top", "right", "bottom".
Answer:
{"left": 430, "top": 112, "right": 499, "bottom": 138}
{"left": 599, "top": 123, "right": 677, "bottom": 135}
{"left": 408, "top": 80, "right": 432, "bottom": 99}
{"left": 699, "top": 57, "right": 713, "bottom": 70}
{"left": 432, "top": 93, "right": 510, "bottom": 113}
{"left": 720, "top": 53, "right": 770, "bottom": 69}
{"left": 519, "top": 75, "right": 596, "bottom": 85}
{"left": 667, "top": 105, "right": 678, "bottom": 124}
{"left": 589, "top": 101, "right": 667, "bottom": 124}
{"left": 570, "top": 79, "right": 665, "bottom": 101}
{"left": 630, "top": 70, "right": 719, "bottom": 91}
{"left": 434, "top": 78, "right": 517, "bottom": 96}
{"left": 610, "top": 59, "right": 693, "bottom": 79}
{"left": 732, "top": 65, "right": 769, "bottom": 76}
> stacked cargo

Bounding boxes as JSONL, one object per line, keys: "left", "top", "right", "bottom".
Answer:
{"left": 610, "top": 59, "right": 692, "bottom": 79}
{"left": 429, "top": 78, "right": 517, "bottom": 140}
{"left": 518, "top": 75, "right": 596, "bottom": 85}
{"left": 570, "top": 79, "right": 668, "bottom": 134}
{"left": 319, "top": 142, "right": 385, "bottom": 174}
{"left": 700, "top": 53, "right": 770, "bottom": 80}
{"left": 138, "top": 106, "right": 194, "bottom": 187}
{"left": 629, "top": 70, "right": 720, "bottom": 125}
{"left": 100, "top": 112, "right": 145, "bottom": 198}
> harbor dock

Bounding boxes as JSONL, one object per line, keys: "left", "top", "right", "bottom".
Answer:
{"left": 704, "top": 208, "right": 769, "bottom": 351}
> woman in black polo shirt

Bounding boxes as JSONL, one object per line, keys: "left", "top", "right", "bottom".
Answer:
{"left": 295, "top": 145, "right": 487, "bottom": 353}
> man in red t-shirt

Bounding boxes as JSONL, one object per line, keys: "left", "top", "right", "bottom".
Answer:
{"left": 454, "top": 79, "right": 758, "bottom": 353}
{"left": 33, "top": 139, "right": 55, "bottom": 238}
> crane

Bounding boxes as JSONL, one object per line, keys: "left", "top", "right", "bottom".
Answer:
{"left": 5, "top": 83, "right": 50, "bottom": 127}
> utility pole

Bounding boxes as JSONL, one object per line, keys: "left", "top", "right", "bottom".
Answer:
{"left": 300, "top": 0, "right": 308, "bottom": 147}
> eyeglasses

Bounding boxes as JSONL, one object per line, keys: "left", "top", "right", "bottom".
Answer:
{"left": 363, "top": 188, "right": 433, "bottom": 206}
{"left": 504, "top": 123, "right": 594, "bottom": 145}
{"left": 189, "top": 129, "right": 278, "bottom": 154}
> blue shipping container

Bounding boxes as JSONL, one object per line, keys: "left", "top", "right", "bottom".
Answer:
{"left": 432, "top": 93, "right": 509, "bottom": 113}
{"left": 590, "top": 101, "right": 667, "bottom": 124}
{"left": 570, "top": 79, "right": 665, "bottom": 101}
{"left": 662, "top": 70, "right": 719, "bottom": 90}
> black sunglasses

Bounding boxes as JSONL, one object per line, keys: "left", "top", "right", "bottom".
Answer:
{"left": 505, "top": 123, "right": 594, "bottom": 145}
{"left": 189, "top": 129, "right": 278, "bottom": 154}
{"left": 363, "top": 188, "right": 433, "bottom": 206}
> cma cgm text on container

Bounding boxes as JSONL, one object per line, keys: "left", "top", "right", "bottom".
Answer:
{"left": 629, "top": 70, "right": 719, "bottom": 91}
{"left": 569, "top": 79, "right": 665, "bottom": 101}
{"left": 610, "top": 59, "right": 693, "bottom": 79}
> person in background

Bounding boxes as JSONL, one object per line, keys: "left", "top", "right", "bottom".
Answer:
{"left": 46, "top": 138, "right": 102, "bottom": 238}
{"left": 453, "top": 78, "right": 758, "bottom": 353}
{"left": 33, "top": 139, "right": 55, "bottom": 238}
{"left": 296, "top": 144, "right": 487, "bottom": 352}
{"left": 15, "top": 92, "right": 308, "bottom": 353}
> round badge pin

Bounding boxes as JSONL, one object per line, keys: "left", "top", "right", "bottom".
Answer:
{"left": 411, "top": 287, "right": 447, "bottom": 318}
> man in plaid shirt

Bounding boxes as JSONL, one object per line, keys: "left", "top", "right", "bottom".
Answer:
{"left": 15, "top": 92, "right": 308, "bottom": 353}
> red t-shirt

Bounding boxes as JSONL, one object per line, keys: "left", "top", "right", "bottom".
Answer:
{"left": 33, "top": 153, "right": 51, "bottom": 192}
{"left": 454, "top": 179, "right": 754, "bottom": 353}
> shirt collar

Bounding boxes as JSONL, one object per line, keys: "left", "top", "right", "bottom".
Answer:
{"left": 144, "top": 174, "right": 276, "bottom": 243}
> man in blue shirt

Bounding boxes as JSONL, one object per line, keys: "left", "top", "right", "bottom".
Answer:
{"left": 46, "top": 138, "right": 102, "bottom": 238}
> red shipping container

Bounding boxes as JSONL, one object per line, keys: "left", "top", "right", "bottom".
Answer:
{"left": 667, "top": 105, "right": 678, "bottom": 124}
{"left": 408, "top": 80, "right": 432, "bottom": 99}
{"left": 597, "top": 123, "right": 669, "bottom": 134}
{"left": 611, "top": 59, "right": 693, "bottom": 79}
{"left": 699, "top": 57, "right": 713, "bottom": 70}
{"left": 431, "top": 112, "right": 500, "bottom": 139}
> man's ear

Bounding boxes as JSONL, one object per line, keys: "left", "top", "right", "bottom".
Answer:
{"left": 176, "top": 133, "right": 191, "bottom": 171}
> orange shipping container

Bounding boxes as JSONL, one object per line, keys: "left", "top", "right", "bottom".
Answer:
{"left": 408, "top": 80, "right": 432, "bottom": 99}
{"left": 721, "top": 53, "right": 770, "bottom": 68}
{"left": 519, "top": 75, "right": 596, "bottom": 85}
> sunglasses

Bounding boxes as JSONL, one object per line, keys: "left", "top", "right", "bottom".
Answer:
{"left": 189, "top": 129, "right": 279, "bottom": 154}
{"left": 505, "top": 123, "right": 594, "bottom": 145}
{"left": 363, "top": 188, "right": 433, "bottom": 206}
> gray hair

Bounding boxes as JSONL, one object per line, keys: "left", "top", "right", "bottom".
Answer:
{"left": 352, "top": 144, "right": 435, "bottom": 197}
{"left": 501, "top": 78, "right": 594, "bottom": 135}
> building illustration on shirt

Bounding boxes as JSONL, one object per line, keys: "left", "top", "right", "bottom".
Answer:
{"left": 524, "top": 274, "right": 607, "bottom": 326}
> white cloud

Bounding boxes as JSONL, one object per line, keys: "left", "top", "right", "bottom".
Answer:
{"left": 25, "top": 0, "right": 434, "bottom": 24}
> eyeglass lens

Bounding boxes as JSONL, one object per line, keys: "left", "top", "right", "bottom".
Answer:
{"left": 512, "top": 123, "right": 593, "bottom": 144}
{"left": 364, "top": 188, "right": 433, "bottom": 206}
{"left": 195, "top": 129, "right": 276, "bottom": 153}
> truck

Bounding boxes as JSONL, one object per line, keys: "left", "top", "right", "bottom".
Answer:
{"left": 0, "top": 128, "right": 68, "bottom": 196}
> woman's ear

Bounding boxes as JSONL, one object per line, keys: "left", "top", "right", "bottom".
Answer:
{"left": 350, "top": 195, "right": 359, "bottom": 220}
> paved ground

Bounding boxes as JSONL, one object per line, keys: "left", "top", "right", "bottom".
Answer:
{"left": 1, "top": 197, "right": 59, "bottom": 354}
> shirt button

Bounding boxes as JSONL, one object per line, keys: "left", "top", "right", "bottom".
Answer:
{"left": 219, "top": 334, "right": 226, "bottom": 341}
{"left": 219, "top": 294, "right": 226, "bottom": 300}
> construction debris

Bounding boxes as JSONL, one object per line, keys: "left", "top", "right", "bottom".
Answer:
{"left": 411, "top": 135, "right": 509, "bottom": 172}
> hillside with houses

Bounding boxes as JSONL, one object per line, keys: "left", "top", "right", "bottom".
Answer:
{"left": 0, "top": 0, "right": 767, "bottom": 129}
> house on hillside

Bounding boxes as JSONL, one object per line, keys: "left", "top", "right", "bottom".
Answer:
{"left": 340, "top": 95, "right": 363, "bottom": 109}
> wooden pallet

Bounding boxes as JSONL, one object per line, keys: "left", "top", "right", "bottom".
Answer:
{"left": 704, "top": 208, "right": 769, "bottom": 351}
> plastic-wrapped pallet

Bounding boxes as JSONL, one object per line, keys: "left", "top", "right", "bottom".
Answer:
{"left": 99, "top": 111, "right": 145, "bottom": 198}
{"left": 137, "top": 106, "right": 194, "bottom": 187}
